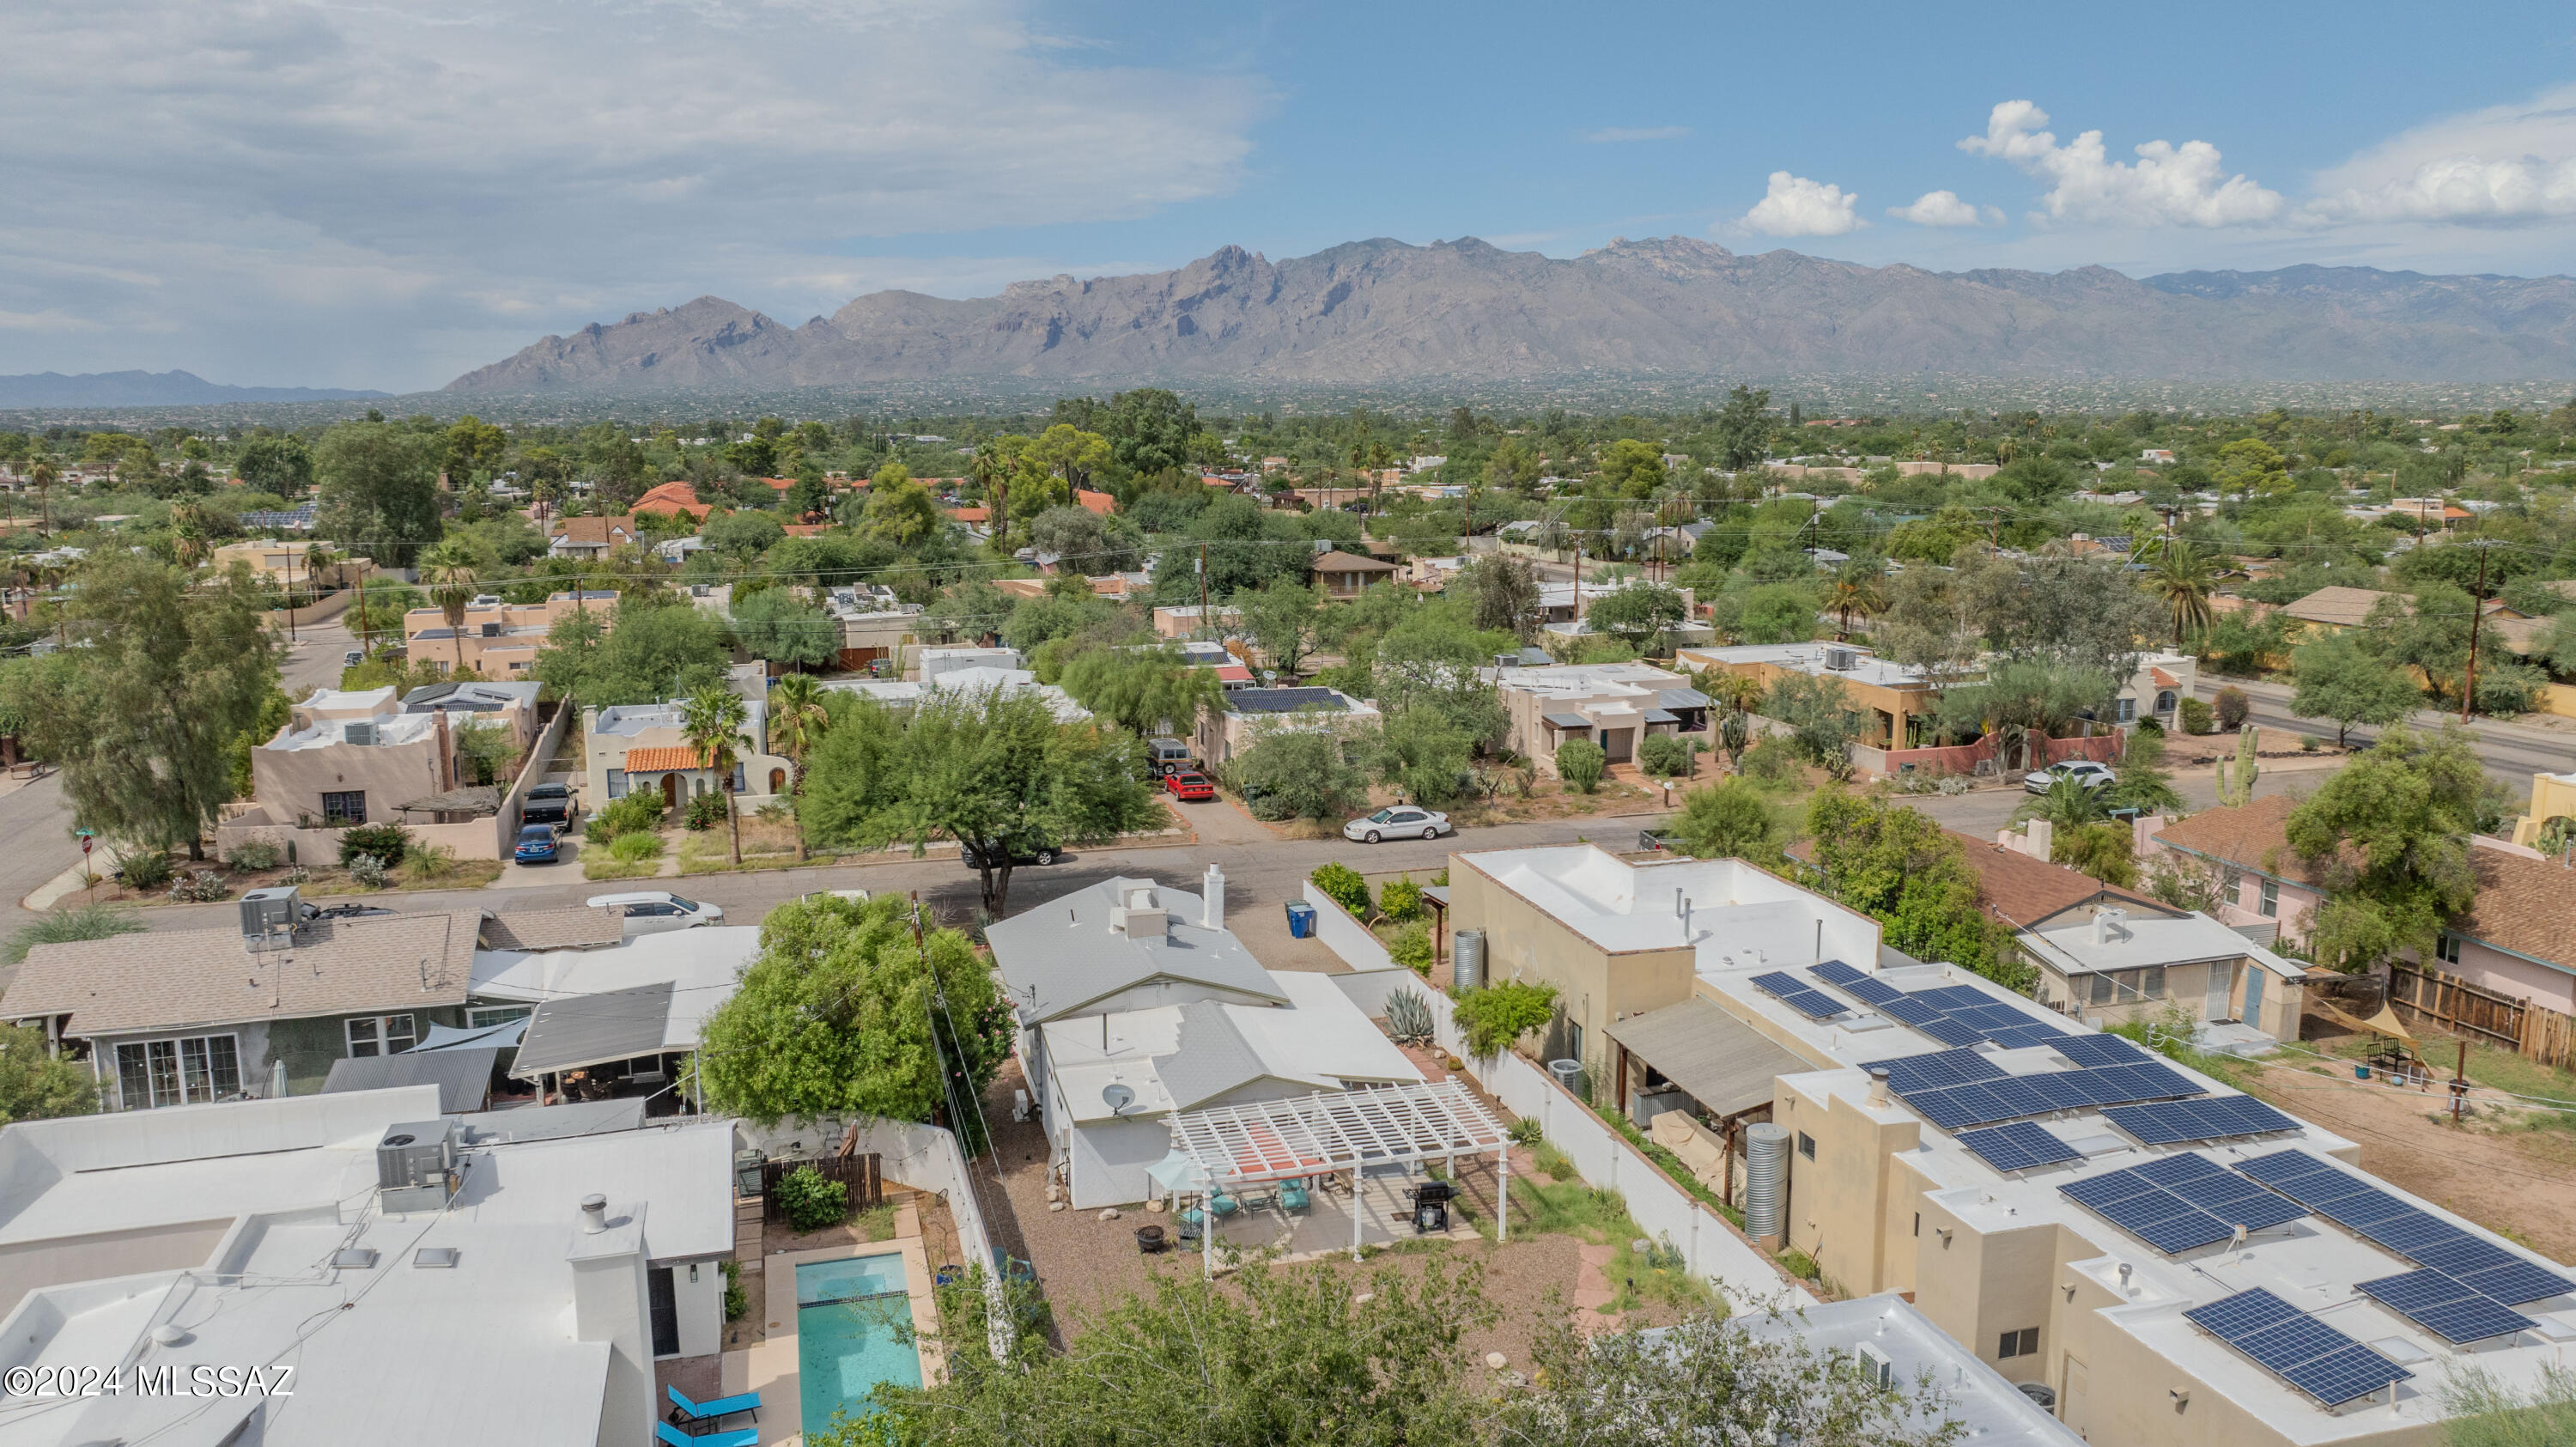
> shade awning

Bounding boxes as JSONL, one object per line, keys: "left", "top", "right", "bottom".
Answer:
{"left": 1641, "top": 708, "right": 1680, "bottom": 724}
{"left": 322, "top": 1047, "right": 499, "bottom": 1114}
{"left": 511, "top": 982, "right": 676, "bottom": 1078}
{"left": 1166, "top": 1080, "right": 1507, "bottom": 1189}
{"left": 416, "top": 1015, "right": 528, "bottom": 1052}
{"left": 1604, "top": 996, "right": 1811, "bottom": 1119}
{"left": 1541, "top": 712, "right": 1592, "bottom": 730}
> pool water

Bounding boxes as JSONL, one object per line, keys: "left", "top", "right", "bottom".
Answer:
{"left": 794, "top": 1254, "right": 921, "bottom": 1430}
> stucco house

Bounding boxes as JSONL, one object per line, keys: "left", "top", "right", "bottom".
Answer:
{"left": 1488, "top": 660, "right": 1710, "bottom": 771}
{"left": 584, "top": 699, "right": 792, "bottom": 807}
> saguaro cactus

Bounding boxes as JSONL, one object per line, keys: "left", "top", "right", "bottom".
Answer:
{"left": 2217, "top": 726, "right": 2261, "bottom": 807}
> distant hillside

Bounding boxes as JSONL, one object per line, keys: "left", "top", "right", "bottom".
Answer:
{"left": 446, "top": 237, "right": 2576, "bottom": 395}
{"left": 0, "top": 370, "right": 390, "bottom": 407}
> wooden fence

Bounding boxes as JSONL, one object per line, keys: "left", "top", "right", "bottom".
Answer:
{"left": 2384, "top": 962, "right": 2576, "bottom": 1069}
{"left": 760, "top": 1152, "right": 884, "bottom": 1224}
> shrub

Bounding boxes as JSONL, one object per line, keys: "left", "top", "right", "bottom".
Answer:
{"left": 1449, "top": 980, "right": 1558, "bottom": 1058}
{"left": 1377, "top": 872, "right": 1424, "bottom": 921}
{"left": 585, "top": 793, "right": 666, "bottom": 845}
{"left": 165, "top": 870, "right": 230, "bottom": 903}
{"left": 6, "top": 903, "right": 145, "bottom": 966}
{"left": 1636, "top": 733, "right": 1696, "bottom": 778}
{"left": 683, "top": 792, "right": 727, "bottom": 830}
{"left": 1309, "top": 862, "right": 1370, "bottom": 918}
{"left": 1388, "top": 921, "right": 1433, "bottom": 975}
{"left": 1739, "top": 735, "right": 1802, "bottom": 784}
{"left": 1506, "top": 1116, "right": 1544, "bottom": 1147}
{"left": 337, "top": 823, "right": 412, "bottom": 868}
{"left": 721, "top": 1260, "right": 748, "bottom": 1320}
{"left": 609, "top": 830, "right": 664, "bottom": 863}
{"left": 2300, "top": 733, "right": 2320, "bottom": 752}
{"left": 1384, "top": 988, "right": 1435, "bottom": 1043}
{"left": 347, "top": 853, "right": 390, "bottom": 889}
{"left": 112, "top": 851, "right": 174, "bottom": 891}
{"left": 2214, "top": 685, "right": 2251, "bottom": 731}
{"left": 2178, "top": 696, "right": 2216, "bottom": 734}
{"left": 776, "top": 1165, "right": 848, "bottom": 1231}
{"left": 1555, "top": 738, "right": 1607, "bottom": 793}
{"left": 402, "top": 843, "right": 457, "bottom": 882}
{"left": 224, "top": 840, "right": 282, "bottom": 872}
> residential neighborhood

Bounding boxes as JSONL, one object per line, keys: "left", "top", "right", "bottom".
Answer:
{"left": 3, "top": 393, "right": 2576, "bottom": 1447}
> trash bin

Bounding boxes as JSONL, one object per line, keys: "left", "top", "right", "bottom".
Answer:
{"left": 1285, "top": 901, "right": 1316, "bottom": 939}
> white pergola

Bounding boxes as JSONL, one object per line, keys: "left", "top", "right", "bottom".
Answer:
{"left": 1164, "top": 1080, "right": 1511, "bottom": 1274}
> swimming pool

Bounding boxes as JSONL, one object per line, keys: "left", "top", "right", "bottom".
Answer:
{"left": 794, "top": 1253, "right": 922, "bottom": 1430}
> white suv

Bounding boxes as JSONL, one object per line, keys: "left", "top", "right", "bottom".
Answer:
{"left": 586, "top": 891, "right": 726, "bottom": 935}
{"left": 2022, "top": 760, "right": 2117, "bottom": 795}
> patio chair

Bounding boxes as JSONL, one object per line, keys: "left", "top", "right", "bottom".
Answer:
{"left": 656, "top": 1420, "right": 756, "bottom": 1447}
{"left": 1279, "top": 1178, "right": 1310, "bottom": 1213}
{"left": 666, "top": 1384, "right": 759, "bottom": 1430}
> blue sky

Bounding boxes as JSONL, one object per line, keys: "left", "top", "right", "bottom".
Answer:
{"left": 4, "top": 0, "right": 2573, "bottom": 390}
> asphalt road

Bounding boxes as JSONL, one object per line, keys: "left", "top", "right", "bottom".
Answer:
{"left": 2220, "top": 677, "right": 2575, "bottom": 781}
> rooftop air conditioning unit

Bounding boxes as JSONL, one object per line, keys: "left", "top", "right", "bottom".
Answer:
{"left": 343, "top": 720, "right": 376, "bottom": 746}
{"left": 480, "top": 622, "right": 501, "bottom": 637}
{"left": 377, "top": 1119, "right": 465, "bottom": 1211}
{"left": 1824, "top": 647, "right": 1856, "bottom": 672}
{"left": 1852, "top": 1342, "right": 1896, "bottom": 1389}
{"left": 239, "top": 886, "right": 301, "bottom": 939}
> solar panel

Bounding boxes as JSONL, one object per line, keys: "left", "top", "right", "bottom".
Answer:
{"left": 2130, "top": 1208, "right": 2238, "bottom": 1255}
{"left": 1917, "top": 984, "right": 1993, "bottom": 1011}
{"left": 2234, "top": 1149, "right": 2337, "bottom": 1189}
{"left": 2185, "top": 1287, "right": 2302, "bottom": 1341}
{"left": 1978, "top": 1075, "right": 2063, "bottom": 1120}
{"left": 2409, "top": 1235, "right": 2519, "bottom": 1278}
{"left": 2022, "top": 1073, "right": 2099, "bottom": 1113}
{"left": 2063, "top": 1170, "right": 2160, "bottom": 1211}
{"left": 2059, "top": 1167, "right": 2238, "bottom": 1254}
{"left": 2055, "top": 1032, "right": 2148, "bottom": 1067}
{"left": 1809, "top": 959, "right": 1867, "bottom": 987}
{"left": 1947, "top": 1002, "right": 2032, "bottom": 1031}
{"left": 1844, "top": 976, "right": 1905, "bottom": 1006}
{"left": 2319, "top": 1189, "right": 2415, "bottom": 1231}
{"left": 2182, "top": 1186, "right": 2307, "bottom": 1234}
{"left": 2280, "top": 1344, "right": 2412, "bottom": 1407}
{"left": 1957, "top": 1122, "right": 2082, "bottom": 1172}
{"left": 2458, "top": 1261, "right": 2576, "bottom": 1306}
{"left": 1880, "top": 995, "right": 1947, "bottom": 1027}
{"left": 2104, "top": 1097, "right": 2296, "bottom": 1146}
{"left": 2356, "top": 1269, "right": 2537, "bottom": 1345}
{"left": 1904, "top": 1084, "right": 2003, "bottom": 1131}
{"left": 1751, "top": 972, "right": 1848, "bottom": 1020}
{"left": 1985, "top": 1023, "right": 2072, "bottom": 1049}
{"left": 1917, "top": 1015, "right": 1989, "bottom": 1047}
{"left": 2239, "top": 1316, "right": 2353, "bottom": 1375}
{"left": 1867, "top": 1048, "right": 2001, "bottom": 1089}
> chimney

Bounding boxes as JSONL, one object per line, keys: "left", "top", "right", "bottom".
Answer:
{"left": 2025, "top": 818, "right": 2053, "bottom": 860}
{"left": 2093, "top": 907, "right": 2127, "bottom": 946}
{"left": 434, "top": 708, "right": 453, "bottom": 792}
{"left": 1200, "top": 865, "right": 1225, "bottom": 930}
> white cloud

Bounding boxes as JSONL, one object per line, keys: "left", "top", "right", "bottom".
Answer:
{"left": 1581, "top": 125, "right": 1692, "bottom": 143}
{"left": 1959, "top": 100, "right": 2283, "bottom": 228}
{"left": 1740, "top": 172, "right": 1863, "bottom": 237}
{"left": 2301, "top": 84, "right": 2576, "bottom": 225}
{"left": 1887, "top": 190, "right": 2000, "bottom": 227}
{"left": 0, "top": 0, "right": 1267, "bottom": 388}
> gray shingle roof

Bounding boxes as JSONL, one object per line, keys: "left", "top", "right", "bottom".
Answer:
{"left": 3, "top": 910, "right": 481, "bottom": 1037}
{"left": 986, "top": 877, "right": 1285, "bottom": 1024}
{"left": 1151, "top": 1003, "right": 1273, "bottom": 1110}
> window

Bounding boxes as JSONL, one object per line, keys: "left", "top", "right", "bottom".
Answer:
{"left": 2088, "top": 973, "right": 2115, "bottom": 1006}
{"left": 1798, "top": 1131, "right": 1817, "bottom": 1160}
{"left": 1913, "top": 1212, "right": 1921, "bottom": 1237}
{"left": 2259, "top": 879, "right": 2279, "bottom": 918}
{"left": 2117, "top": 697, "right": 2137, "bottom": 723}
{"left": 605, "top": 769, "right": 628, "bottom": 799}
{"left": 731, "top": 763, "right": 745, "bottom": 793}
{"left": 1998, "top": 1327, "right": 2039, "bottom": 1359}
{"left": 469, "top": 1006, "right": 532, "bottom": 1029}
{"left": 2437, "top": 933, "right": 2463, "bottom": 966}
{"left": 345, "top": 1014, "right": 417, "bottom": 1058}
{"left": 2222, "top": 867, "right": 2244, "bottom": 901}
{"left": 2155, "top": 690, "right": 2178, "bottom": 714}
{"left": 2141, "top": 966, "right": 2166, "bottom": 1000}
{"left": 319, "top": 790, "right": 368, "bottom": 827}
{"left": 648, "top": 1266, "right": 680, "bottom": 1358}
{"left": 112, "top": 1035, "right": 240, "bottom": 1109}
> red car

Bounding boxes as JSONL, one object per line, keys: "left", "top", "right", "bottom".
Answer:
{"left": 1163, "top": 771, "right": 1216, "bottom": 801}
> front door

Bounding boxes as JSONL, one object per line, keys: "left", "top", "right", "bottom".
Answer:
{"left": 2061, "top": 1351, "right": 2088, "bottom": 1438}
{"left": 659, "top": 773, "right": 677, "bottom": 807}
{"left": 2244, "top": 969, "right": 2265, "bottom": 1031}
{"left": 2207, "top": 961, "right": 2236, "bottom": 1021}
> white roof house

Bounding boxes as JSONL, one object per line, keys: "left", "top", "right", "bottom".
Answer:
{"left": 823, "top": 666, "right": 1088, "bottom": 721}
{"left": 471, "top": 925, "right": 760, "bottom": 1078}
{"left": 0, "top": 1089, "right": 735, "bottom": 1447}
{"left": 1458, "top": 845, "right": 1885, "bottom": 973}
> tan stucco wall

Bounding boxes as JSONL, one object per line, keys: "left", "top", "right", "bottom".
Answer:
{"left": 252, "top": 734, "right": 443, "bottom": 829}
{"left": 1446, "top": 857, "right": 1698, "bottom": 1083}
{"left": 1776, "top": 1081, "right": 1924, "bottom": 1297}
{"left": 0, "top": 1219, "right": 233, "bottom": 1320}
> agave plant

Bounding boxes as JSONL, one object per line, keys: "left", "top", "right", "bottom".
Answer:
{"left": 1384, "top": 989, "right": 1436, "bottom": 1046}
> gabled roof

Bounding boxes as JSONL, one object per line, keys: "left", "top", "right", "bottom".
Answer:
{"left": 4, "top": 910, "right": 483, "bottom": 1037}
{"left": 1074, "top": 489, "right": 1116, "bottom": 516}
{"left": 1151, "top": 1002, "right": 1273, "bottom": 1110}
{"left": 2281, "top": 586, "right": 2398, "bottom": 628}
{"left": 2149, "top": 795, "right": 2326, "bottom": 886}
{"left": 1309, "top": 550, "right": 1399, "bottom": 574}
{"left": 554, "top": 514, "right": 639, "bottom": 547}
{"left": 2453, "top": 851, "right": 2576, "bottom": 969}
{"left": 632, "top": 482, "right": 710, "bottom": 518}
{"left": 985, "top": 877, "right": 1285, "bottom": 1024}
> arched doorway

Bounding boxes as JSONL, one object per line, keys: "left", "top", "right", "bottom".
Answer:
{"left": 659, "top": 774, "right": 678, "bottom": 807}
{"left": 768, "top": 768, "right": 786, "bottom": 793}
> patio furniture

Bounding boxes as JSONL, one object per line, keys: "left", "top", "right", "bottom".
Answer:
{"left": 666, "top": 1385, "right": 760, "bottom": 1429}
{"left": 657, "top": 1421, "right": 756, "bottom": 1447}
{"left": 1208, "top": 1192, "right": 1240, "bottom": 1218}
{"left": 1134, "top": 1224, "right": 1167, "bottom": 1254}
{"left": 1279, "top": 1178, "right": 1311, "bottom": 1213}
{"left": 935, "top": 1263, "right": 963, "bottom": 1286}
{"left": 1406, "top": 1180, "right": 1455, "bottom": 1234}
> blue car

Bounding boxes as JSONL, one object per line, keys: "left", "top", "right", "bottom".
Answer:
{"left": 513, "top": 824, "right": 559, "bottom": 863}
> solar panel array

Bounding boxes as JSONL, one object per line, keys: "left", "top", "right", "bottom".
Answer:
{"left": 1869, "top": 1057, "right": 2204, "bottom": 1132}
{"left": 2059, "top": 1152, "right": 2307, "bottom": 1254}
{"left": 2237, "top": 1151, "right": 2576, "bottom": 1304}
{"left": 1954, "top": 1121, "right": 2084, "bottom": 1173}
{"left": 2355, "top": 1268, "right": 2538, "bottom": 1345}
{"left": 1801, "top": 969, "right": 2073, "bottom": 1049}
{"left": 2102, "top": 1095, "right": 2300, "bottom": 1146}
{"left": 1750, "top": 971, "right": 1847, "bottom": 1021}
{"left": 2184, "top": 1288, "right": 2413, "bottom": 1407}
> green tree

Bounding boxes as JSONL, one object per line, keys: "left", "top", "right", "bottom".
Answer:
{"left": 1595, "top": 439, "right": 1667, "bottom": 498}
{"left": 1026, "top": 424, "right": 1114, "bottom": 498}
{"left": 1483, "top": 435, "right": 1540, "bottom": 493}
{"left": 1802, "top": 790, "right": 2008, "bottom": 984}
{"left": 1236, "top": 582, "right": 1325, "bottom": 677}
{"left": 731, "top": 588, "right": 839, "bottom": 672}
{"left": 2289, "top": 633, "right": 2421, "bottom": 745}
{"left": 861, "top": 467, "right": 941, "bottom": 546}
{"left": 417, "top": 541, "right": 480, "bottom": 675}
{"left": 314, "top": 422, "right": 440, "bottom": 567}
{"left": 231, "top": 435, "right": 314, "bottom": 495}
{"left": 440, "top": 414, "right": 508, "bottom": 483}
{"left": 1461, "top": 555, "right": 1541, "bottom": 640}
{"left": 1583, "top": 582, "right": 1687, "bottom": 652}
{"left": 681, "top": 686, "right": 749, "bottom": 866}
{"left": 2147, "top": 539, "right": 2219, "bottom": 645}
{"left": 697, "top": 894, "right": 1008, "bottom": 1128}
{"left": 1555, "top": 737, "right": 1607, "bottom": 793}
{"left": 1103, "top": 388, "right": 1199, "bottom": 478}
{"left": 799, "top": 690, "right": 1159, "bottom": 915}
{"left": 1056, "top": 646, "right": 1223, "bottom": 736}
{"left": 3, "top": 556, "right": 277, "bottom": 859}
{"left": 1765, "top": 672, "right": 1864, "bottom": 778}
{"left": 2285, "top": 723, "right": 2483, "bottom": 972}
{"left": 1223, "top": 724, "right": 1371, "bottom": 824}
{"left": 532, "top": 598, "right": 734, "bottom": 706}
{"left": 0, "top": 1022, "right": 100, "bottom": 1123}
{"left": 1821, "top": 556, "right": 1886, "bottom": 641}
{"left": 1027, "top": 503, "right": 1141, "bottom": 572}
{"left": 1710, "top": 384, "right": 1774, "bottom": 471}
{"left": 1371, "top": 708, "right": 1474, "bottom": 806}
{"left": 1668, "top": 778, "right": 1783, "bottom": 861}
{"left": 703, "top": 509, "right": 787, "bottom": 560}
{"left": 767, "top": 672, "right": 831, "bottom": 860}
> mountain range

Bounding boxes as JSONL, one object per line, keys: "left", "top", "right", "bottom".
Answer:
{"left": 0, "top": 370, "right": 389, "bottom": 408}
{"left": 448, "top": 236, "right": 2576, "bottom": 394}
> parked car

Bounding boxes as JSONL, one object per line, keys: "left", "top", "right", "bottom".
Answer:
{"left": 1343, "top": 806, "right": 1451, "bottom": 843}
{"left": 2023, "top": 760, "right": 2117, "bottom": 795}
{"left": 512, "top": 824, "right": 560, "bottom": 864}
{"left": 343, "top": 648, "right": 366, "bottom": 667}
{"left": 1163, "top": 771, "right": 1216, "bottom": 801}
{"left": 586, "top": 891, "right": 725, "bottom": 933}
{"left": 1145, "top": 736, "right": 1195, "bottom": 777}
{"left": 520, "top": 781, "right": 573, "bottom": 826}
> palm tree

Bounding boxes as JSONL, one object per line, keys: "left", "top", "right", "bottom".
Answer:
{"left": 2013, "top": 773, "right": 2110, "bottom": 834}
{"left": 682, "top": 687, "right": 749, "bottom": 866}
{"left": 2148, "top": 540, "right": 2218, "bottom": 647}
{"left": 419, "top": 543, "right": 479, "bottom": 675}
{"left": 765, "top": 673, "right": 830, "bottom": 860}
{"left": 1822, "top": 559, "right": 1887, "bottom": 641}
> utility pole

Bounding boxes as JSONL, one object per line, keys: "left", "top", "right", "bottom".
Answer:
{"left": 2463, "top": 539, "right": 2492, "bottom": 723}
{"left": 1197, "top": 541, "right": 1209, "bottom": 640}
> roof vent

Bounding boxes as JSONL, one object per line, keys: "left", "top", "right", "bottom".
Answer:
{"left": 580, "top": 1194, "right": 609, "bottom": 1234}
{"left": 331, "top": 1247, "right": 380, "bottom": 1270}
{"left": 414, "top": 1247, "right": 460, "bottom": 1269}
{"left": 150, "top": 1323, "right": 190, "bottom": 1347}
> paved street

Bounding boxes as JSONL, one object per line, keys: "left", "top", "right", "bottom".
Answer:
{"left": 1899, "top": 755, "right": 2320, "bottom": 839}
{"left": 2221, "top": 676, "right": 2575, "bottom": 781}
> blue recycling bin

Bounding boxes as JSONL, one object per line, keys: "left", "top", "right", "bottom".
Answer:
{"left": 1285, "top": 901, "right": 1316, "bottom": 939}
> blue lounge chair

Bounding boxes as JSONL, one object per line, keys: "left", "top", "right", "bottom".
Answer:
{"left": 657, "top": 1420, "right": 756, "bottom": 1447}
{"left": 665, "top": 1383, "right": 761, "bottom": 1428}
{"left": 1279, "top": 1178, "right": 1311, "bottom": 1213}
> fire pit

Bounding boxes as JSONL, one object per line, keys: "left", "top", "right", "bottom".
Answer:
{"left": 1134, "top": 1224, "right": 1167, "bottom": 1254}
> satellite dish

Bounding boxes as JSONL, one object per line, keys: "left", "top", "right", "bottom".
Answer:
{"left": 1102, "top": 1083, "right": 1134, "bottom": 1116}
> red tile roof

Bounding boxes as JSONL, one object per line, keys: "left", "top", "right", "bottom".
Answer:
{"left": 1075, "top": 489, "right": 1115, "bottom": 516}
{"left": 623, "top": 745, "right": 710, "bottom": 772}
{"left": 2149, "top": 666, "right": 2179, "bottom": 689}
{"left": 949, "top": 507, "right": 990, "bottom": 523}
{"left": 633, "top": 482, "right": 711, "bottom": 519}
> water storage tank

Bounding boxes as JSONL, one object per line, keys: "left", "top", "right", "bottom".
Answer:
{"left": 1743, "top": 1122, "right": 1792, "bottom": 1241}
{"left": 1452, "top": 930, "right": 1485, "bottom": 989}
